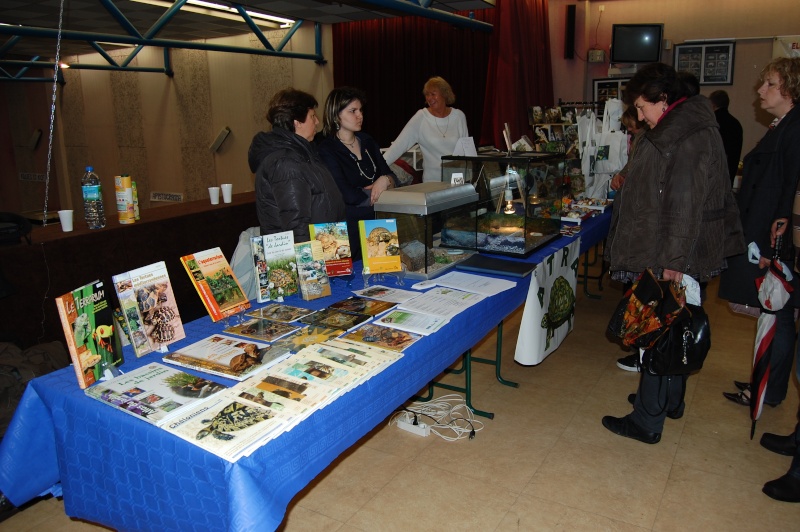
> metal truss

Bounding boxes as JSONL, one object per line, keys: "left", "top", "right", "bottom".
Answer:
{"left": 0, "top": 0, "right": 324, "bottom": 82}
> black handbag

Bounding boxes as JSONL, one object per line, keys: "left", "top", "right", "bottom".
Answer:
{"left": 641, "top": 303, "right": 711, "bottom": 376}
{"left": 607, "top": 269, "right": 686, "bottom": 349}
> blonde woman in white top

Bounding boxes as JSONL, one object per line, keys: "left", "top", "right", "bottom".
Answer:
{"left": 382, "top": 76, "right": 469, "bottom": 182}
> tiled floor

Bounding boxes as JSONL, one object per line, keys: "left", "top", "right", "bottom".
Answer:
{"left": 3, "top": 276, "right": 800, "bottom": 531}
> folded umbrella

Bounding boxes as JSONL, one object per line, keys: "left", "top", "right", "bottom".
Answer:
{"left": 750, "top": 235, "right": 794, "bottom": 439}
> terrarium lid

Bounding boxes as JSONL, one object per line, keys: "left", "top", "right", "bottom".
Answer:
{"left": 375, "top": 182, "right": 478, "bottom": 215}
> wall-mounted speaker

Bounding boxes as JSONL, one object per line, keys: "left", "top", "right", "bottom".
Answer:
{"left": 565, "top": 5, "right": 576, "bottom": 60}
{"left": 209, "top": 127, "right": 231, "bottom": 152}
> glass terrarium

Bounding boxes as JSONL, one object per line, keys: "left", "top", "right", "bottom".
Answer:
{"left": 374, "top": 182, "right": 479, "bottom": 280}
{"left": 440, "top": 153, "right": 564, "bottom": 257}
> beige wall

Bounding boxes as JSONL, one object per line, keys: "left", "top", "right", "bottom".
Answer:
{"left": 2, "top": 24, "right": 333, "bottom": 215}
{"left": 549, "top": 0, "right": 800, "bottom": 158}
{"left": 6, "top": 3, "right": 797, "bottom": 216}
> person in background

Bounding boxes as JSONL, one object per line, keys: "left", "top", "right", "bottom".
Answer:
{"left": 719, "top": 57, "right": 800, "bottom": 410}
{"left": 248, "top": 88, "right": 345, "bottom": 243}
{"left": 722, "top": 57, "right": 800, "bottom": 503}
{"left": 603, "top": 62, "right": 744, "bottom": 444}
{"left": 609, "top": 105, "right": 648, "bottom": 373}
{"left": 318, "top": 87, "right": 398, "bottom": 257}
{"left": 709, "top": 90, "right": 744, "bottom": 186}
{"left": 382, "top": 76, "right": 468, "bottom": 182}
{"left": 609, "top": 106, "right": 647, "bottom": 194}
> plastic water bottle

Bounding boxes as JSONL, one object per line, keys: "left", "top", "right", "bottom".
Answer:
{"left": 82, "top": 166, "right": 106, "bottom": 229}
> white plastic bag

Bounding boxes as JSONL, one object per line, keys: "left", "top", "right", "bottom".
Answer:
{"left": 593, "top": 99, "right": 627, "bottom": 176}
{"left": 231, "top": 226, "right": 261, "bottom": 301}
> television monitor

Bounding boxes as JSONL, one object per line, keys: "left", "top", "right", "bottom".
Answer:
{"left": 610, "top": 24, "right": 663, "bottom": 64}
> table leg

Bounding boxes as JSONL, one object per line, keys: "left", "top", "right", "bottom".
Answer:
{"left": 471, "top": 321, "right": 518, "bottom": 388}
{"left": 414, "top": 350, "right": 495, "bottom": 419}
{"left": 581, "top": 241, "right": 606, "bottom": 299}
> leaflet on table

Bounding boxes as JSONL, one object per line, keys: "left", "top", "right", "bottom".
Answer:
{"left": 298, "top": 308, "right": 371, "bottom": 331}
{"left": 328, "top": 296, "right": 396, "bottom": 316}
{"left": 372, "top": 309, "right": 448, "bottom": 336}
{"left": 432, "top": 271, "right": 517, "bottom": 296}
{"left": 397, "top": 287, "right": 485, "bottom": 319}
{"left": 266, "top": 325, "right": 343, "bottom": 358}
{"left": 324, "top": 338, "right": 405, "bottom": 364}
{"left": 268, "top": 348, "right": 362, "bottom": 397}
{"left": 352, "top": 285, "right": 417, "bottom": 304}
{"left": 319, "top": 339, "right": 402, "bottom": 374}
{"left": 305, "top": 343, "right": 387, "bottom": 379}
{"left": 339, "top": 321, "right": 423, "bottom": 352}
{"left": 223, "top": 318, "right": 300, "bottom": 343}
{"left": 162, "top": 389, "right": 288, "bottom": 462}
{"left": 247, "top": 303, "right": 315, "bottom": 323}
{"left": 232, "top": 371, "right": 336, "bottom": 419}
{"left": 84, "top": 362, "right": 228, "bottom": 426}
{"left": 162, "top": 334, "right": 275, "bottom": 381}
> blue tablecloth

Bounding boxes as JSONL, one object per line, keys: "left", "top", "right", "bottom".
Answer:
{"left": 0, "top": 211, "right": 610, "bottom": 531}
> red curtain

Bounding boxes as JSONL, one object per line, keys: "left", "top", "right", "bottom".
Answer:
{"left": 480, "top": 0, "right": 553, "bottom": 147}
{"left": 331, "top": 3, "right": 552, "bottom": 150}
{"left": 332, "top": 11, "right": 495, "bottom": 147}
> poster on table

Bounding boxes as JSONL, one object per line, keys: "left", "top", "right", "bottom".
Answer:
{"left": 773, "top": 36, "right": 800, "bottom": 58}
{"left": 514, "top": 238, "right": 580, "bottom": 366}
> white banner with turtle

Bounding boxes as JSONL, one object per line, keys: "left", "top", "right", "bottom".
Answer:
{"left": 514, "top": 238, "right": 579, "bottom": 365}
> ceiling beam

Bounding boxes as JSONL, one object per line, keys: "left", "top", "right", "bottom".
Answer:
{"left": 359, "top": 0, "right": 492, "bottom": 32}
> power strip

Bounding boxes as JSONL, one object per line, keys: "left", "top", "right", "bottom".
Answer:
{"left": 396, "top": 418, "right": 430, "bottom": 437}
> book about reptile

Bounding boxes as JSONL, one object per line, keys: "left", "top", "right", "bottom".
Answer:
{"left": 233, "top": 371, "right": 335, "bottom": 416}
{"left": 223, "top": 318, "right": 300, "bottom": 343}
{"left": 55, "top": 279, "right": 124, "bottom": 389}
{"left": 328, "top": 296, "right": 396, "bottom": 317}
{"left": 251, "top": 230, "right": 298, "bottom": 303}
{"left": 265, "top": 325, "right": 342, "bottom": 358}
{"left": 113, "top": 261, "right": 186, "bottom": 357}
{"left": 162, "top": 389, "right": 288, "bottom": 462}
{"left": 162, "top": 334, "right": 272, "bottom": 381}
{"left": 309, "top": 221, "right": 353, "bottom": 276}
{"left": 293, "top": 240, "right": 331, "bottom": 301}
{"left": 180, "top": 247, "right": 250, "bottom": 322}
{"left": 268, "top": 348, "right": 362, "bottom": 394}
{"left": 358, "top": 219, "right": 401, "bottom": 274}
{"left": 298, "top": 307, "right": 371, "bottom": 331}
{"left": 84, "top": 362, "right": 227, "bottom": 426}
{"left": 340, "top": 321, "right": 422, "bottom": 352}
{"left": 246, "top": 303, "right": 315, "bottom": 323}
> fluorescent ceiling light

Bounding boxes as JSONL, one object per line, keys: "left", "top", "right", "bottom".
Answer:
{"left": 130, "top": 0, "right": 294, "bottom": 28}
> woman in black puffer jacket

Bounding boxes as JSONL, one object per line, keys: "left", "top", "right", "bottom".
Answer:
{"left": 248, "top": 88, "right": 345, "bottom": 243}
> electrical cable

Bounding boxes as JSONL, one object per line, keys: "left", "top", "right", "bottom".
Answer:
{"left": 389, "top": 394, "right": 485, "bottom": 442}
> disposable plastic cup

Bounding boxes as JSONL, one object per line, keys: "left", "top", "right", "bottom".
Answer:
{"left": 58, "top": 209, "right": 74, "bottom": 232}
{"left": 221, "top": 183, "right": 233, "bottom": 203}
{"left": 209, "top": 187, "right": 220, "bottom": 205}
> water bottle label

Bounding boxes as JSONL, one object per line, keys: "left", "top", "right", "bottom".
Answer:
{"left": 82, "top": 184, "right": 102, "bottom": 201}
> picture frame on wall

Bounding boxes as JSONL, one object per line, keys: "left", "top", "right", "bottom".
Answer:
{"left": 593, "top": 78, "right": 629, "bottom": 104}
{"left": 674, "top": 41, "right": 735, "bottom": 85}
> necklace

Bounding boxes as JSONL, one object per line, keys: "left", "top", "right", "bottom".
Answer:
{"left": 346, "top": 148, "right": 377, "bottom": 183}
{"left": 337, "top": 133, "right": 357, "bottom": 148}
{"left": 434, "top": 115, "right": 450, "bottom": 137}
